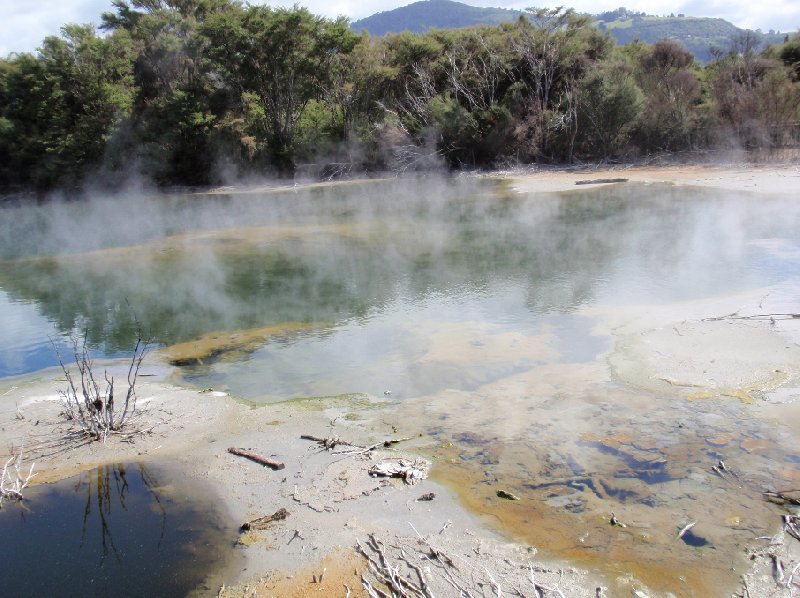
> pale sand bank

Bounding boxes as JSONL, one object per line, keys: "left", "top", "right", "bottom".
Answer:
{"left": 0, "top": 369, "right": 604, "bottom": 597}
{"left": 506, "top": 163, "right": 800, "bottom": 195}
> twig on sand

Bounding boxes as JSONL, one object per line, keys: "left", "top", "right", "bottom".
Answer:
{"left": 301, "top": 434, "right": 412, "bottom": 455}
{"left": 678, "top": 521, "right": 697, "bottom": 539}
{"left": 702, "top": 312, "right": 800, "bottom": 322}
{"left": 240, "top": 507, "right": 290, "bottom": 531}
{"left": 785, "top": 515, "right": 800, "bottom": 542}
{"left": 357, "top": 530, "right": 576, "bottom": 598}
{"left": 227, "top": 447, "right": 285, "bottom": 470}
{"left": 764, "top": 489, "right": 800, "bottom": 506}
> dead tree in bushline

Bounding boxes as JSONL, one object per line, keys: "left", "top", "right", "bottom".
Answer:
{"left": 55, "top": 334, "right": 147, "bottom": 441}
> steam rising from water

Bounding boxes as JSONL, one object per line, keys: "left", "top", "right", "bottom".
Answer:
{"left": 2, "top": 176, "right": 800, "bottom": 594}
{"left": 0, "top": 177, "right": 798, "bottom": 376}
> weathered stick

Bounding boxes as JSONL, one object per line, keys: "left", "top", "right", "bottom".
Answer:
{"left": 300, "top": 434, "right": 358, "bottom": 450}
{"left": 678, "top": 521, "right": 697, "bottom": 539}
{"left": 301, "top": 434, "right": 412, "bottom": 454}
{"left": 227, "top": 447, "right": 285, "bottom": 470}
{"left": 240, "top": 507, "right": 290, "bottom": 531}
{"left": 575, "top": 178, "right": 628, "bottom": 185}
{"left": 764, "top": 489, "right": 800, "bottom": 504}
{"left": 703, "top": 312, "right": 800, "bottom": 322}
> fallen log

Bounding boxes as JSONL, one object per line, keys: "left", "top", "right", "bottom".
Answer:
{"left": 240, "top": 507, "right": 290, "bottom": 531}
{"left": 227, "top": 447, "right": 285, "bottom": 470}
{"left": 575, "top": 178, "right": 628, "bottom": 185}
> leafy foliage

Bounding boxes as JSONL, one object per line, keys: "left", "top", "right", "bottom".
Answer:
{"left": 0, "top": 2, "right": 798, "bottom": 191}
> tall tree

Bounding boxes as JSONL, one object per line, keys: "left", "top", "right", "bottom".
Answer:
{"left": 633, "top": 39, "right": 702, "bottom": 152}
{"left": 201, "top": 5, "right": 358, "bottom": 174}
{"left": 511, "top": 7, "right": 610, "bottom": 161}
{"left": 100, "top": 0, "right": 234, "bottom": 184}
{"left": 709, "top": 33, "right": 800, "bottom": 148}
{"left": 0, "top": 25, "right": 135, "bottom": 189}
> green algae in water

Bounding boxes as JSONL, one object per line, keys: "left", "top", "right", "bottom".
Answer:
{"left": 0, "top": 462, "right": 238, "bottom": 597}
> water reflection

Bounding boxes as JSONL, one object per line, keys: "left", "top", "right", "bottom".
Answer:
{"left": 1, "top": 178, "right": 800, "bottom": 595}
{"left": 0, "top": 463, "right": 236, "bottom": 597}
{"left": 2, "top": 181, "right": 797, "bottom": 383}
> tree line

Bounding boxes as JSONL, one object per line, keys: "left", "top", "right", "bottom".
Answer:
{"left": 0, "top": 0, "right": 798, "bottom": 190}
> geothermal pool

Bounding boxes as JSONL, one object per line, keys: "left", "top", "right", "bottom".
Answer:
{"left": 1, "top": 176, "right": 799, "bottom": 595}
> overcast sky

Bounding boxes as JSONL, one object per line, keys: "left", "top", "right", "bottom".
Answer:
{"left": 1, "top": 0, "right": 797, "bottom": 57}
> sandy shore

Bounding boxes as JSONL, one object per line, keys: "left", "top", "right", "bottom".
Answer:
{"left": 2, "top": 163, "right": 800, "bottom": 597}
{"left": 0, "top": 367, "right": 605, "bottom": 597}
{"left": 504, "top": 162, "right": 800, "bottom": 195}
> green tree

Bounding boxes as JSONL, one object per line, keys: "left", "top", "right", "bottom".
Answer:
{"left": 0, "top": 25, "right": 135, "bottom": 189}
{"left": 632, "top": 39, "right": 702, "bottom": 151}
{"left": 577, "top": 62, "right": 644, "bottom": 158}
{"left": 100, "top": 0, "right": 234, "bottom": 184}
{"left": 511, "top": 8, "right": 611, "bottom": 161}
{"left": 201, "top": 5, "right": 358, "bottom": 174}
{"left": 708, "top": 35, "right": 799, "bottom": 148}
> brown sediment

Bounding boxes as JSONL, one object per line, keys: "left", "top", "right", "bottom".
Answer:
{"left": 158, "top": 322, "right": 320, "bottom": 366}
{"left": 217, "top": 550, "right": 365, "bottom": 598}
{"left": 431, "top": 459, "right": 740, "bottom": 597}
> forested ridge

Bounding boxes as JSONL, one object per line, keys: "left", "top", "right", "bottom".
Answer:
{"left": 1, "top": 0, "right": 799, "bottom": 191}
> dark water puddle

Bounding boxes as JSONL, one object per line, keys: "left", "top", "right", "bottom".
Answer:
{"left": 0, "top": 462, "right": 239, "bottom": 597}
{"left": 680, "top": 529, "right": 710, "bottom": 547}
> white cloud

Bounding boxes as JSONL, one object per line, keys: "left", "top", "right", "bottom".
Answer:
{"left": 0, "top": 0, "right": 110, "bottom": 56}
{"left": 1, "top": 0, "right": 796, "bottom": 57}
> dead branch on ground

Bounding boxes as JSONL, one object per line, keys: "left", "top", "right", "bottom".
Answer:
{"left": 764, "top": 489, "right": 800, "bottom": 506}
{"left": 575, "top": 178, "right": 628, "bottom": 185}
{"left": 301, "top": 434, "right": 412, "bottom": 455}
{"left": 240, "top": 507, "right": 289, "bottom": 531}
{"left": 703, "top": 312, "right": 800, "bottom": 322}
{"left": 227, "top": 447, "right": 285, "bottom": 470}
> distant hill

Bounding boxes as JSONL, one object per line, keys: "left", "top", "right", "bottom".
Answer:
{"left": 595, "top": 8, "right": 785, "bottom": 62}
{"left": 351, "top": 0, "right": 520, "bottom": 35}
{"left": 351, "top": 0, "right": 787, "bottom": 63}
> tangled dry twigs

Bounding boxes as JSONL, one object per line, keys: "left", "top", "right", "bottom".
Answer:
{"left": 55, "top": 334, "right": 147, "bottom": 442}
{"left": 0, "top": 453, "right": 36, "bottom": 507}
{"left": 356, "top": 531, "right": 577, "bottom": 598}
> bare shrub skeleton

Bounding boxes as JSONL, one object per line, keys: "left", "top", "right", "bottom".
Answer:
{"left": 55, "top": 334, "right": 147, "bottom": 442}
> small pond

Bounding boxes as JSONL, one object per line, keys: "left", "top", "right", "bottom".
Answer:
{"left": 0, "top": 462, "right": 239, "bottom": 597}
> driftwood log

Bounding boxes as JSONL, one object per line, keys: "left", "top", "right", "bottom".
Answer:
{"left": 227, "top": 447, "right": 285, "bottom": 470}
{"left": 240, "top": 507, "right": 290, "bottom": 531}
{"left": 575, "top": 178, "right": 628, "bottom": 185}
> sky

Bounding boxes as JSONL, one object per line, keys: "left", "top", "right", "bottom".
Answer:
{"left": 1, "top": 0, "right": 797, "bottom": 57}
